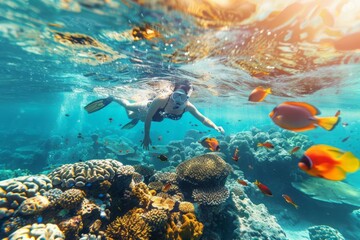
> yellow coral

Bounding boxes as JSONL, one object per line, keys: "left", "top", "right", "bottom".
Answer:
{"left": 131, "top": 183, "right": 152, "bottom": 208}
{"left": 105, "top": 208, "right": 150, "bottom": 240}
{"left": 178, "top": 201, "right": 195, "bottom": 214}
{"left": 166, "top": 212, "right": 203, "bottom": 240}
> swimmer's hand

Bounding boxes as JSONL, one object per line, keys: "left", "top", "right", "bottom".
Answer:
{"left": 215, "top": 126, "right": 225, "bottom": 135}
{"left": 142, "top": 136, "right": 152, "bottom": 150}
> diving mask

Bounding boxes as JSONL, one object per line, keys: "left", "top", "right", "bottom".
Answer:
{"left": 171, "top": 89, "right": 189, "bottom": 108}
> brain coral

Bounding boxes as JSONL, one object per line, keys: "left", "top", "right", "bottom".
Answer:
{"left": 0, "top": 175, "right": 52, "bottom": 219}
{"left": 48, "top": 159, "right": 134, "bottom": 188}
{"left": 142, "top": 209, "right": 168, "bottom": 232}
{"left": 17, "top": 195, "right": 50, "bottom": 216}
{"left": 58, "top": 189, "right": 86, "bottom": 209}
{"left": 8, "top": 223, "right": 65, "bottom": 240}
{"left": 176, "top": 154, "right": 232, "bottom": 188}
{"left": 105, "top": 209, "right": 150, "bottom": 240}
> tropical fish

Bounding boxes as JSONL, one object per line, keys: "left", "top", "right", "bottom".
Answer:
{"left": 289, "top": 146, "right": 300, "bottom": 154}
{"left": 158, "top": 154, "right": 168, "bottom": 161}
{"left": 162, "top": 182, "right": 171, "bottom": 192}
{"left": 158, "top": 135, "right": 163, "bottom": 141}
{"left": 65, "top": 113, "right": 70, "bottom": 117}
{"left": 232, "top": 147, "right": 239, "bottom": 161}
{"left": 199, "top": 137, "right": 220, "bottom": 151}
{"left": 109, "top": 117, "right": 113, "bottom": 123}
{"left": 342, "top": 122, "right": 349, "bottom": 127}
{"left": 282, "top": 194, "right": 298, "bottom": 209}
{"left": 257, "top": 142, "right": 274, "bottom": 149}
{"left": 342, "top": 136, "right": 350, "bottom": 142}
{"left": 237, "top": 179, "right": 248, "bottom": 186}
{"left": 335, "top": 110, "right": 341, "bottom": 117}
{"left": 248, "top": 86, "right": 272, "bottom": 102}
{"left": 269, "top": 102, "right": 339, "bottom": 132}
{"left": 254, "top": 180, "right": 273, "bottom": 196}
{"left": 298, "top": 144, "right": 360, "bottom": 181}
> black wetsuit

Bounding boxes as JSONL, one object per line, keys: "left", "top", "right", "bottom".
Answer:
{"left": 152, "top": 97, "right": 186, "bottom": 122}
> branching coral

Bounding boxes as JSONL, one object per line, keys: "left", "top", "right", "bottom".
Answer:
{"left": 105, "top": 209, "right": 150, "bottom": 240}
{"left": 166, "top": 212, "right": 203, "bottom": 240}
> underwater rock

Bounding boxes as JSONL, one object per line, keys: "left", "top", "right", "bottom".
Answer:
{"left": 292, "top": 178, "right": 360, "bottom": 208}
{"left": 308, "top": 225, "right": 345, "bottom": 240}
{"left": 176, "top": 153, "right": 232, "bottom": 205}
{"left": 0, "top": 175, "right": 52, "bottom": 219}
{"left": 230, "top": 193, "right": 287, "bottom": 240}
{"left": 8, "top": 223, "right": 65, "bottom": 240}
{"left": 47, "top": 159, "right": 133, "bottom": 189}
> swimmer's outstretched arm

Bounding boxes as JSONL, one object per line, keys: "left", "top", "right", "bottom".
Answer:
{"left": 187, "top": 103, "right": 225, "bottom": 134}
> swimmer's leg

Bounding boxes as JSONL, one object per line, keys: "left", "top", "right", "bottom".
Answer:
{"left": 114, "top": 98, "right": 144, "bottom": 119}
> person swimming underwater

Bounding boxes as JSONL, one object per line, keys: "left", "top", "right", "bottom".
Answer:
{"left": 84, "top": 80, "right": 225, "bottom": 150}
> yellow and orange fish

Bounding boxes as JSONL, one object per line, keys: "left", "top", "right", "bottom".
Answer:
{"left": 232, "top": 147, "right": 239, "bottom": 161}
{"left": 162, "top": 182, "right": 171, "bottom": 192}
{"left": 257, "top": 142, "right": 274, "bottom": 149}
{"left": 282, "top": 194, "right": 298, "bottom": 209}
{"left": 269, "top": 102, "right": 339, "bottom": 132}
{"left": 237, "top": 179, "right": 248, "bottom": 186}
{"left": 289, "top": 146, "right": 300, "bottom": 154}
{"left": 199, "top": 137, "right": 220, "bottom": 151}
{"left": 248, "top": 86, "right": 272, "bottom": 102}
{"left": 254, "top": 180, "right": 273, "bottom": 196}
{"left": 298, "top": 144, "right": 360, "bottom": 181}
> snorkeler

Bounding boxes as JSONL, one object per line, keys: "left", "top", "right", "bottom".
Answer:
{"left": 84, "top": 80, "right": 225, "bottom": 149}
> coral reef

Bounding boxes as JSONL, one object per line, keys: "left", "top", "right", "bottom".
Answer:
{"left": 105, "top": 209, "right": 150, "bottom": 240}
{"left": 47, "top": 159, "right": 133, "bottom": 188}
{"left": 43, "top": 188, "right": 63, "bottom": 206}
{"left": 166, "top": 212, "right": 203, "bottom": 240}
{"left": 58, "top": 189, "right": 86, "bottom": 209}
{"left": 58, "top": 215, "right": 83, "bottom": 239}
{"left": 8, "top": 223, "right": 65, "bottom": 240}
{"left": 133, "top": 165, "right": 155, "bottom": 183}
{"left": 308, "top": 225, "right": 345, "bottom": 240}
{"left": 0, "top": 175, "right": 52, "bottom": 219}
{"left": 178, "top": 201, "right": 195, "bottom": 214}
{"left": 230, "top": 192, "right": 287, "bottom": 239}
{"left": 142, "top": 209, "right": 168, "bottom": 232}
{"left": 17, "top": 195, "right": 50, "bottom": 215}
{"left": 176, "top": 154, "right": 232, "bottom": 205}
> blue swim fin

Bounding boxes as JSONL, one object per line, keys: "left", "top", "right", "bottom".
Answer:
{"left": 84, "top": 96, "right": 114, "bottom": 113}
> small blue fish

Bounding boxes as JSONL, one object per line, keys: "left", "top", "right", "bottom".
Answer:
{"left": 37, "top": 216, "right": 43, "bottom": 223}
{"left": 98, "top": 193, "right": 104, "bottom": 198}
{"left": 86, "top": 183, "right": 92, "bottom": 187}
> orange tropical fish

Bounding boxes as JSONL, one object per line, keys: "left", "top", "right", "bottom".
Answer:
{"left": 248, "top": 86, "right": 272, "bottom": 102}
{"left": 298, "top": 144, "right": 360, "bottom": 181}
{"left": 282, "top": 194, "right": 298, "bottom": 209}
{"left": 289, "top": 146, "right": 300, "bottom": 154}
{"left": 254, "top": 180, "right": 272, "bottom": 196}
{"left": 335, "top": 110, "right": 341, "bottom": 117}
{"left": 257, "top": 142, "right": 274, "bottom": 149}
{"left": 232, "top": 147, "right": 239, "bottom": 161}
{"left": 237, "top": 179, "right": 248, "bottom": 186}
{"left": 162, "top": 183, "right": 171, "bottom": 192}
{"left": 199, "top": 137, "right": 220, "bottom": 151}
{"left": 269, "top": 102, "right": 339, "bottom": 132}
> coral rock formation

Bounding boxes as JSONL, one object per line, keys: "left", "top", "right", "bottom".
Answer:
{"left": 166, "top": 212, "right": 203, "bottom": 240}
{"left": 308, "top": 225, "right": 345, "bottom": 240}
{"left": 58, "top": 189, "right": 86, "bottom": 209}
{"left": 8, "top": 223, "right": 65, "bottom": 240}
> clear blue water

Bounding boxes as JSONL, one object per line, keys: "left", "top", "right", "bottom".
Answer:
{"left": 1, "top": 0, "right": 360, "bottom": 239}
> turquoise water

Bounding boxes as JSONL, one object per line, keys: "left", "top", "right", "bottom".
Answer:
{"left": 1, "top": 0, "right": 360, "bottom": 239}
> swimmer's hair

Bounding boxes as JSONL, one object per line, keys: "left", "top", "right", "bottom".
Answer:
{"left": 173, "top": 79, "right": 193, "bottom": 94}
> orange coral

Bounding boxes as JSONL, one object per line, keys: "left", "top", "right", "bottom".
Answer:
{"left": 166, "top": 212, "right": 203, "bottom": 240}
